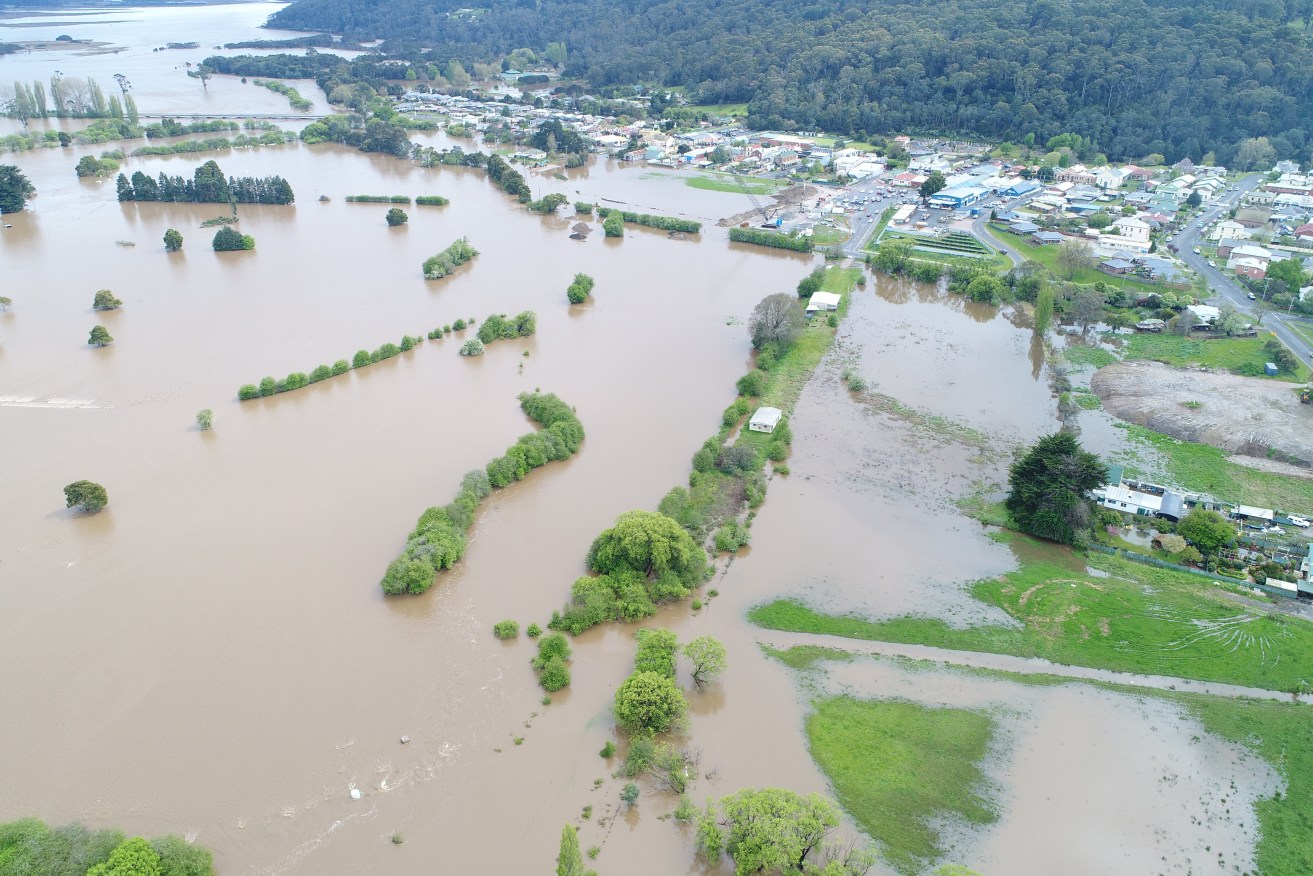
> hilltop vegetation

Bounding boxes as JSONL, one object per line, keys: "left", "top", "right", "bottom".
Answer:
{"left": 268, "top": 0, "right": 1313, "bottom": 163}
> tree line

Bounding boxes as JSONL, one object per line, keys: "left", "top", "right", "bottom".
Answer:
{"left": 595, "top": 207, "right": 701, "bottom": 234}
{"left": 265, "top": 0, "right": 1313, "bottom": 164}
{"left": 0, "top": 816, "right": 215, "bottom": 876}
{"left": 115, "top": 160, "right": 294, "bottom": 204}
{"left": 381, "top": 393, "right": 584, "bottom": 595}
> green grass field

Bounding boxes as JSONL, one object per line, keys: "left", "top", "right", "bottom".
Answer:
{"left": 983, "top": 225, "right": 1161, "bottom": 292}
{"left": 1059, "top": 343, "right": 1117, "bottom": 369}
{"left": 810, "top": 224, "right": 851, "bottom": 245}
{"left": 806, "top": 697, "right": 996, "bottom": 875}
{"left": 750, "top": 551, "right": 1313, "bottom": 692}
{"left": 1118, "top": 424, "right": 1313, "bottom": 513}
{"left": 684, "top": 102, "right": 750, "bottom": 116}
{"left": 685, "top": 174, "right": 786, "bottom": 196}
{"left": 1121, "top": 332, "right": 1310, "bottom": 382}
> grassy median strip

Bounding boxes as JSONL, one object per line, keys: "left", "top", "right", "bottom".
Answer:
{"left": 750, "top": 551, "right": 1313, "bottom": 692}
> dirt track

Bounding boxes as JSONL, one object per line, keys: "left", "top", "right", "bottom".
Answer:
{"left": 1090, "top": 360, "right": 1313, "bottom": 466}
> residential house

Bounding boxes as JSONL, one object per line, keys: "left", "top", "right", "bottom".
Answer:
{"left": 1032, "top": 231, "right": 1065, "bottom": 245}
{"left": 1231, "top": 258, "right": 1267, "bottom": 280}
{"left": 748, "top": 407, "right": 783, "bottom": 433}
{"left": 1235, "top": 207, "right": 1272, "bottom": 229}
{"left": 1102, "top": 216, "right": 1152, "bottom": 253}
{"left": 1210, "top": 220, "right": 1249, "bottom": 242}
{"left": 1099, "top": 258, "right": 1135, "bottom": 275}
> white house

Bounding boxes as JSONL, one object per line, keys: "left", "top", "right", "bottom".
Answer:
{"left": 1102, "top": 216, "right": 1152, "bottom": 253}
{"left": 1210, "top": 220, "right": 1249, "bottom": 241}
{"left": 748, "top": 407, "right": 783, "bottom": 433}
{"left": 806, "top": 291, "right": 841, "bottom": 316}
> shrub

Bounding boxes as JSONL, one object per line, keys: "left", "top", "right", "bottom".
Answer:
{"left": 352, "top": 350, "right": 370, "bottom": 368}
{"left": 527, "top": 622, "right": 542, "bottom": 638}
{"left": 716, "top": 445, "right": 759, "bottom": 475}
{"left": 633, "top": 629, "right": 679, "bottom": 678}
{"left": 574, "top": 201, "right": 594, "bottom": 214}
{"left": 212, "top": 226, "right": 254, "bottom": 251}
{"left": 332, "top": 359, "right": 351, "bottom": 375}
{"left": 259, "top": 376, "right": 278, "bottom": 396}
{"left": 309, "top": 364, "right": 333, "bottom": 383}
{"left": 415, "top": 195, "right": 448, "bottom": 206}
{"left": 603, "top": 212, "right": 624, "bottom": 237}
{"left": 196, "top": 409, "right": 214, "bottom": 430}
{"left": 538, "top": 656, "right": 571, "bottom": 691}
{"left": 766, "top": 441, "right": 789, "bottom": 462}
{"left": 238, "top": 384, "right": 259, "bottom": 400}
{"left": 534, "top": 633, "right": 572, "bottom": 667}
{"left": 400, "top": 335, "right": 415, "bottom": 351}
{"left": 282, "top": 372, "right": 308, "bottom": 391}
{"left": 714, "top": 521, "right": 750, "bottom": 552}
{"left": 163, "top": 228, "right": 183, "bottom": 251}
{"left": 621, "top": 783, "right": 640, "bottom": 807}
{"left": 493, "top": 620, "right": 519, "bottom": 639}
{"left": 453, "top": 319, "right": 466, "bottom": 330}
{"left": 87, "top": 325, "right": 113, "bottom": 346}
{"left": 385, "top": 207, "right": 408, "bottom": 226}
{"left": 64, "top": 480, "right": 109, "bottom": 512}
{"left": 600, "top": 741, "right": 617, "bottom": 758}
{"left": 567, "top": 273, "right": 595, "bottom": 304}
{"left": 460, "top": 338, "right": 486, "bottom": 356}
{"left": 736, "top": 370, "right": 768, "bottom": 397}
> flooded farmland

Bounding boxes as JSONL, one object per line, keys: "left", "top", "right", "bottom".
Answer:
{"left": 0, "top": 6, "right": 1290, "bottom": 875}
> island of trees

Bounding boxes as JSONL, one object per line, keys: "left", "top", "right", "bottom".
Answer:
{"left": 116, "top": 160, "right": 294, "bottom": 204}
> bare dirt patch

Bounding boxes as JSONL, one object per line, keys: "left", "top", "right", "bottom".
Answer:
{"left": 1091, "top": 360, "right": 1313, "bottom": 466}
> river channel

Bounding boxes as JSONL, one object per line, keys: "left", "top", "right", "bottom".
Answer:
{"left": 0, "top": 6, "right": 1281, "bottom": 875}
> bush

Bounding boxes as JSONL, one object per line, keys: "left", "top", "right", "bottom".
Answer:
{"left": 196, "top": 409, "right": 214, "bottom": 430}
{"left": 614, "top": 671, "right": 687, "bottom": 735}
{"left": 332, "top": 359, "right": 351, "bottom": 375}
{"left": 460, "top": 338, "right": 486, "bottom": 356}
{"left": 238, "top": 384, "right": 260, "bottom": 400}
{"left": 259, "top": 376, "right": 278, "bottom": 396}
{"left": 415, "top": 195, "right": 448, "bottom": 206}
{"left": 212, "top": 226, "right": 254, "bottom": 251}
{"left": 736, "top": 370, "right": 768, "bottom": 397}
{"left": 596, "top": 207, "right": 701, "bottom": 233}
{"left": 64, "top": 479, "right": 109, "bottom": 512}
{"left": 633, "top": 629, "right": 679, "bottom": 678}
{"left": 621, "top": 783, "right": 640, "bottom": 807}
{"left": 600, "top": 740, "right": 617, "bottom": 758}
{"left": 527, "top": 622, "right": 542, "bottom": 638}
{"left": 603, "top": 212, "right": 624, "bottom": 237}
{"left": 716, "top": 445, "right": 759, "bottom": 475}
{"left": 385, "top": 207, "right": 408, "bottom": 226}
{"left": 352, "top": 350, "right": 370, "bottom": 368}
{"left": 574, "top": 201, "right": 594, "bottom": 214}
{"left": 567, "top": 273, "right": 595, "bottom": 304}
{"left": 309, "top": 364, "right": 333, "bottom": 383}
{"left": 713, "top": 521, "right": 750, "bottom": 552}
{"left": 493, "top": 620, "right": 519, "bottom": 639}
{"left": 453, "top": 318, "right": 466, "bottom": 330}
{"left": 538, "top": 656, "right": 571, "bottom": 691}
{"left": 766, "top": 441, "right": 789, "bottom": 462}
{"left": 729, "top": 226, "right": 812, "bottom": 251}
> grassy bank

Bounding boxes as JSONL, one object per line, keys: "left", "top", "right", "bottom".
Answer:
{"left": 1121, "top": 332, "right": 1310, "bottom": 382}
{"left": 760, "top": 267, "right": 859, "bottom": 411}
{"left": 750, "top": 551, "right": 1313, "bottom": 692}
{"left": 983, "top": 225, "right": 1160, "bottom": 292}
{"left": 686, "top": 174, "right": 785, "bottom": 196}
{"left": 1179, "top": 695, "right": 1313, "bottom": 875}
{"left": 1119, "top": 424, "right": 1313, "bottom": 512}
{"left": 806, "top": 697, "right": 995, "bottom": 875}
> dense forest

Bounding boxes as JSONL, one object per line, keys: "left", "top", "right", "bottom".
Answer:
{"left": 267, "top": 0, "right": 1313, "bottom": 163}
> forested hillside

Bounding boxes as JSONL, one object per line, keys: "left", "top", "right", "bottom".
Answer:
{"left": 268, "top": 0, "right": 1313, "bottom": 164}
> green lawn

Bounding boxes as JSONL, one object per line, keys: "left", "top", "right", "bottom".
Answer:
{"left": 749, "top": 551, "right": 1313, "bottom": 692}
{"left": 806, "top": 697, "right": 996, "bottom": 875}
{"left": 983, "top": 225, "right": 1163, "bottom": 291}
{"left": 1059, "top": 343, "right": 1117, "bottom": 369}
{"left": 1287, "top": 319, "right": 1313, "bottom": 349}
{"left": 810, "top": 224, "right": 851, "bottom": 246}
{"left": 686, "top": 174, "right": 786, "bottom": 196}
{"left": 1120, "top": 332, "right": 1310, "bottom": 382}
{"left": 684, "top": 102, "right": 750, "bottom": 116}
{"left": 1118, "top": 424, "right": 1313, "bottom": 513}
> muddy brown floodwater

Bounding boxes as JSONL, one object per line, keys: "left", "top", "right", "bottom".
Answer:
{"left": 0, "top": 6, "right": 1286, "bottom": 876}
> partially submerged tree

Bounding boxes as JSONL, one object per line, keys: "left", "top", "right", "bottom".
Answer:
{"left": 684, "top": 635, "right": 728, "bottom": 687}
{"left": 163, "top": 228, "right": 183, "bottom": 252}
{"left": 64, "top": 480, "right": 108, "bottom": 512}
{"left": 88, "top": 325, "right": 114, "bottom": 346}
{"left": 92, "top": 289, "right": 122, "bottom": 311}
{"left": 1005, "top": 432, "right": 1106, "bottom": 545}
{"left": 613, "top": 670, "right": 687, "bottom": 734}
{"left": 0, "top": 164, "right": 36, "bottom": 213}
{"left": 385, "top": 207, "right": 408, "bottom": 226}
{"left": 697, "top": 789, "right": 848, "bottom": 875}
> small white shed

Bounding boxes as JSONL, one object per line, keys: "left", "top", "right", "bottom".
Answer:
{"left": 806, "top": 291, "right": 841, "bottom": 316}
{"left": 749, "top": 406, "right": 783, "bottom": 433}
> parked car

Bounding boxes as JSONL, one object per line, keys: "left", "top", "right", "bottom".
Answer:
{"left": 1248, "top": 292, "right": 1257, "bottom": 300}
{"left": 1288, "top": 516, "right": 1309, "bottom": 528}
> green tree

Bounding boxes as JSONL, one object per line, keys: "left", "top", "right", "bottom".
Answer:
{"left": 0, "top": 164, "right": 35, "bottom": 213}
{"left": 749, "top": 293, "right": 805, "bottom": 350}
{"left": 196, "top": 409, "right": 214, "bottom": 430}
{"left": 385, "top": 207, "right": 408, "bottom": 226}
{"left": 567, "top": 272, "right": 595, "bottom": 304}
{"left": 92, "top": 289, "right": 122, "bottom": 311}
{"left": 621, "top": 782, "right": 640, "bottom": 807}
{"left": 163, "top": 228, "right": 183, "bottom": 252}
{"left": 0, "top": 296, "right": 11, "bottom": 310}
{"left": 64, "top": 480, "right": 109, "bottom": 512}
{"left": 87, "top": 837, "right": 161, "bottom": 876}
{"left": 212, "top": 227, "right": 254, "bottom": 251}
{"left": 603, "top": 212, "right": 624, "bottom": 237}
{"left": 1005, "top": 432, "right": 1106, "bottom": 545}
{"left": 1056, "top": 239, "right": 1095, "bottom": 279}
{"left": 556, "top": 825, "right": 584, "bottom": 876}
{"left": 613, "top": 670, "right": 687, "bottom": 734}
{"left": 1266, "top": 257, "right": 1306, "bottom": 295}
{"left": 965, "top": 275, "right": 1004, "bottom": 304}
{"left": 697, "top": 789, "right": 841, "bottom": 875}
{"left": 683, "top": 635, "right": 727, "bottom": 687}
{"left": 1033, "top": 283, "right": 1054, "bottom": 334}
{"left": 1177, "top": 508, "right": 1235, "bottom": 556}
{"left": 587, "top": 510, "right": 707, "bottom": 584}
{"left": 149, "top": 835, "right": 214, "bottom": 876}
{"left": 1185, "top": 190, "right": 1202, "bottom": 208}
{"left": 919, "top": 170, "right": 946, "bottom": 198}
{"left": 796, "top": 267, "right": 825, "bottom": 298}
{"left": 1234, "top": 137, "right": 1276, "bottom": 171}
{"left": 88, "top": 325, "right": 114, "bottom": 346}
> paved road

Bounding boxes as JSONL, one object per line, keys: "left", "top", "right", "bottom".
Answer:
{"left": 970, "top": 193, "right": 1039, "bottom": 267}
{"left": 1174, "top": 174, "right": 1312, "bottom": 363}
